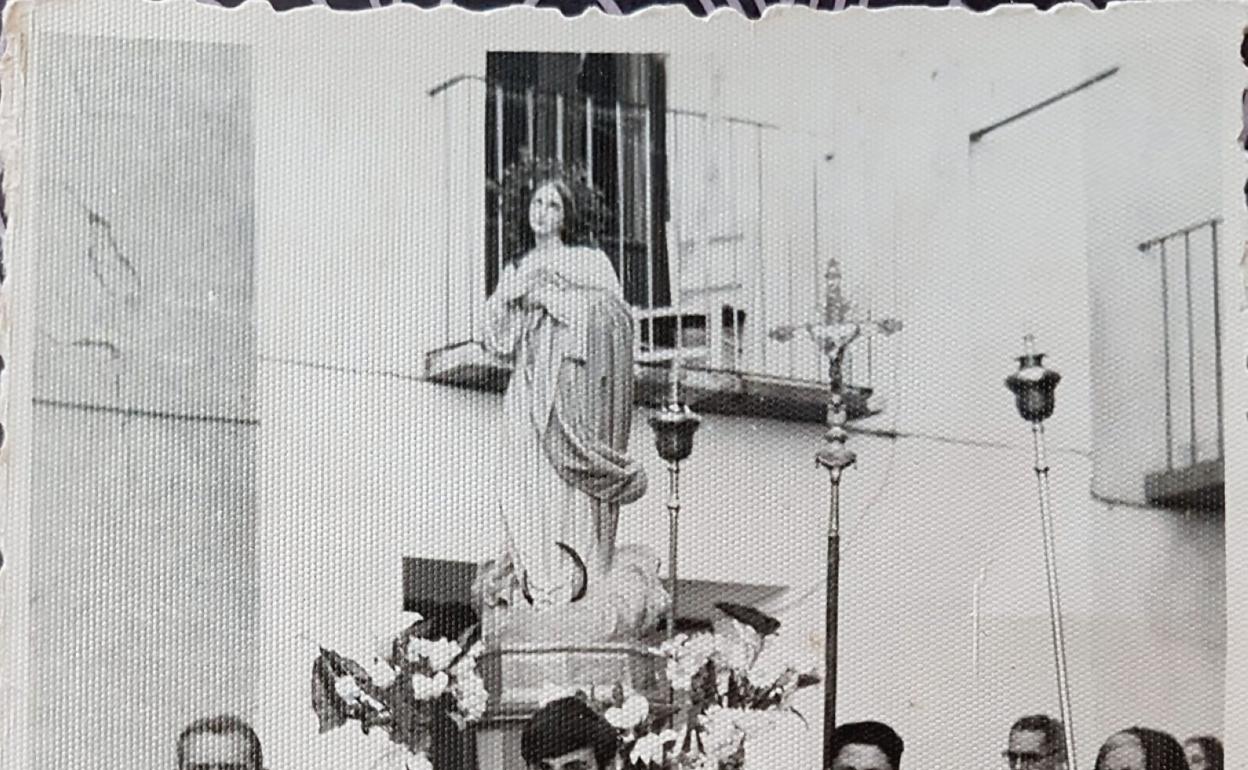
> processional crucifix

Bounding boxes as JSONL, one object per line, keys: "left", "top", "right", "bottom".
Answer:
{"left": 769, "top": 257, "right": 902, "bottom": 768}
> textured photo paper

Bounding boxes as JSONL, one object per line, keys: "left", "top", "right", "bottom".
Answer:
{"left": 0, "top": 2, "right": 1244, "bottom": 770}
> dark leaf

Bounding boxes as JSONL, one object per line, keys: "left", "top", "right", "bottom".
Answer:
{"left": 713, "top": 602, "right": 781, "bottom": 637}
{"left": 796, "top": 673, "right": 821, "bottom": 688}
{"left": 312, "top": 654, "right": 351, "bottom": 733}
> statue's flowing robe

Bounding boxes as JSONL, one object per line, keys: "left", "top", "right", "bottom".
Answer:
{"left": 481, "top": 245, "right": 647, "bottom": 609}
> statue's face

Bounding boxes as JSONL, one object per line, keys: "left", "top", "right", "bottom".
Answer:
{"left": 529, "top": 182, "right": 566, "bottom": 239}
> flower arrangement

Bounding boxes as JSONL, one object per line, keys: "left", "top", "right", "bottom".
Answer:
{"left": 537, "top": 603, "right": 819, "bottom": 770}
{"left": 311, "top": 616, "right": 489, "bottom": 770}
{"left": 654, "top": 605, "right": 820, "bottom": 769}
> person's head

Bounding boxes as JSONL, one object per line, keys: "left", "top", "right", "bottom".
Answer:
{"left": 1095, "top": 728, "right": 1188, "bottom": 770}
{"left": 521, "top": 697, "right": 618, "bottom": 770}
{"left": 829, "top": 721, "right": 905, "bottom": 770}
{"left": 176, "top": 714, "right": 263, "bottom": 770}
{"left": 1005, "top": 715, "right": 1068, "bottom": 770}
{"left": 1184, "top": 736, "right": 1223, "bottom": 770}
{"left": 528, "top": 179, "right": 577, "bottom": 243}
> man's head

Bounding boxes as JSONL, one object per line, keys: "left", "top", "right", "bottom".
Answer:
{"left": 521, "top": 697, "right": 618, "bottom": 770}
{"left": 176, "top": 714, "right": 263, "bottom": 770}
{"left": 1006, "top": 715, "right": 1068, "bottom": 770}
{"left": 829, "top": 721, "right": 905, "bottom": 770}
{"left": 1095, "top": 728, "right": 1188, "bottom": 770}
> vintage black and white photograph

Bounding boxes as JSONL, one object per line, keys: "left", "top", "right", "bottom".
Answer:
{"left": 0, "top": 3, "right": 1244, "bottom": 770}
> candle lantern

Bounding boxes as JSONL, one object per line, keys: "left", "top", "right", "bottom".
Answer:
{"left": 1005, "top": 334, "right": 1079, "bottom": 770}
{"left": 649, "top": 363, "right": 702, "bottom": 641}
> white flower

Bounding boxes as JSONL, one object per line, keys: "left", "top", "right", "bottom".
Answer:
{"left": 663, "top": 633, "right": 716, "bottom": 692}
{"left": 711, "top": 632, "right": 756, "bottom": 674}
{"left": 453, "top": 670, "right": 490, "bottom": 721}
{"left": 427, "top": 639, "right": 462, "bottom": 672}
{"left": 407, "top": 752, "right": 434, "bottom": 770}
{"left": 699, "top": 707, "right": 746, "bottom": 762}
{"left": 745, "top": 649, "right": 790, "bottom": 691}
{"left": 361, "top": 656, "right": 398, "bottom": 689}
{"left": 334, "top": 675, "right": 364, "bottom": 704}
{"left": 604, "top": 693, "right": 649, "bottom": 731}
{"left": 630, "top": 729, "right": 679, "bottom": 766}
{"left": 406, "top": 637, "right": 433, "bottom": 664}
{"left": 411, "top": 671, "right": 450, "bottom": 699}
{"left": 407, "top": 638, "right": 461, "bottom": 672}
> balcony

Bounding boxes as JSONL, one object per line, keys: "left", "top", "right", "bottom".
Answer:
{"left": 1138, "top": 218, "right": 1225, "bottom": 512}
{"left": 424, "top": 66, "right": 892, "bottom": 424}
{"left": 425, "top": 341, "right": 874, "bottom": 423}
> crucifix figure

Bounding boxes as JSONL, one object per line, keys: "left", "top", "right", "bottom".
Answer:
{"left": 769, "top": 256, "right": 902, "bottom": 769}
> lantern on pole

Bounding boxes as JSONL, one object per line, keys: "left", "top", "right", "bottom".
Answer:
{"left": 1005, "top": 334, "right": 1078, "bottom": 770}
{"left": 649, "top": 361, "right": 702, "bottom": 640}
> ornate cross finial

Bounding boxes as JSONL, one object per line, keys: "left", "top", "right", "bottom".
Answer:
{"left": 770, "top": 256, "right": 903, "bottom": 371}
{"left": 769, "top": 255, "right": 904, "bottom": 466}
{"left": 823, "top": 256, "right": 852, "bottom": 326}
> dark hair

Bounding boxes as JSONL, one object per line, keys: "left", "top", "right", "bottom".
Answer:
{"left": 1011, "top": 714, "right": 1068, "bottom": 761}
{"left": 177, "top": 714, "right": 263, "bottom": 770}
{"left": 491, "top": 157, "right": 611, "bottom": 262}
{"left": 1185, "top": 736, "right": 1224, "bottom": 770}
{"left": 521, "top": 697, "right": 618, "bottom": 770}
{"left": 830, "top": 721, "right": 905, "bottom": 770}
{"left": 1095, "top": 728, "right": 1188, "bottom": 770}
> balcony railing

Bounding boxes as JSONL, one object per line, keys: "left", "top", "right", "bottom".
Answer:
{"left": 424, "top": 74, "right": 894, "bottom": 423}
{"left": 1139, "top": 217, "right": 1224, "bottom": 510}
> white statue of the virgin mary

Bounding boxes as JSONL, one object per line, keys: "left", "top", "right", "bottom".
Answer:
{"left": 473, "top": 166, "right": 667, "bottom": 644}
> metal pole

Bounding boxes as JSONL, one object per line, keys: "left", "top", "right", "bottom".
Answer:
{"left": 824, "top": 468, "right": 841, "bottom": 762}
{"left": 1030, "top": 421, "right": 1078, "bottom": 770}
{"left": 667, "top": 462, "right": 681, "bottom": 641}
{"left": 819, "top": 355, "right": 855, "bottom": 769}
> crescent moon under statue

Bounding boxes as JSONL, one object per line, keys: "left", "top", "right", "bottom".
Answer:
{"left": 520, "top": 542, "right": 589, "bottom": 605}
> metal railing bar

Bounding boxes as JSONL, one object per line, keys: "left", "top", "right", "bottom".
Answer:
{"left": 555, "top": 93, "right": 565, "bottom": 163}
{"left": 525, "top": 88, "right": 535, "bottom": 158}
{"left": 755, "top": 125, "right": 767, "bottom": 371}
{"left": 429, "top": 73, "right": 785, "bottom": 131}
{"left": 1159, "top": 240, "right": 1174, "bottom": 471}
{"left": 644, "top": 103, "right": 655, "bottom": 316}
{"left": 616, "top": 101, "right": 627, "bottom": 292}
{"left": 1137, "top": 216, "right": 1222, "bottom": 251}
{"left": 1183, "top": 230, "right": 1197, "bottom": 466}
{"left": 442, "top": 93, "right": 452, "bottom": 347}
{"left": 1211, "top": 220, "right": 1224, "bottom": 458}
